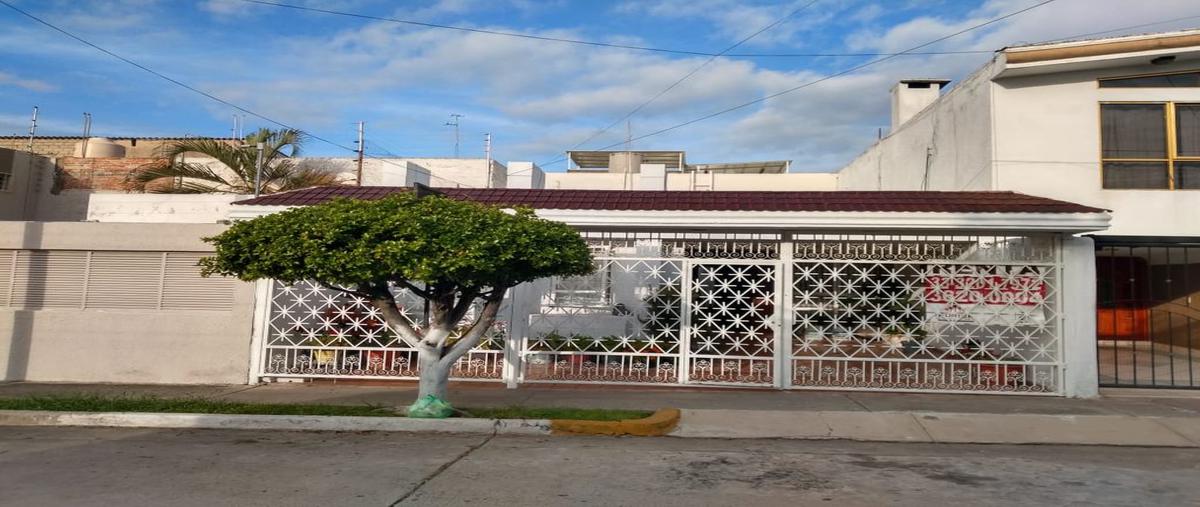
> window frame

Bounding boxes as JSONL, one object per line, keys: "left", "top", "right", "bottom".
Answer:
{"left": 1098, "top": 69, "right": 1200, "bottom": 88}
{"left": 1099, "top": 101, "right": 1200, "bottom": 190}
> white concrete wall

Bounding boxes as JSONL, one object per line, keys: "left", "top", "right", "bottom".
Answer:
{"left": 86, "top": 194, "right": 246, "bottom": 223}
{"left": 404, "top": 158, "right": 506, "bottom": 188}
{"left": 636, "top": 164, "right": 667, "bottom": 190}
{"left": 992, "top": 62, "right": 1200, "bottom": 236}
{"left": 544, "top": 171, "right": 838, "bottom": 191}
{"left": 0, "top": 149, "right": 56, "bottom": 221}
{"left": 307, "top": 157, "right": 503, "bottom": 188}
{"left": 0, "top": 222, "right": 255, "bottom": 384}
{"left": 685, "top": 173, "right": 838, "bottom": 191}
{"left": 838, "top": 64, "right": 998, "bottom": 191}
{"left": 32, "top": 191, "right": 93, "bottom": 222}
{"left": 1061, "top": 235, "right": 1099, "bottom": 398}
{"left": 506, "top": 162, "right": 545, "bottom": 189}
{"left": 545, "top": 172, "right": 630, "bottom": 190}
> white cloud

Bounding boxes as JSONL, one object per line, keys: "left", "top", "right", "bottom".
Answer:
{"left": 849, "top": 0, "right": 1200, "bottom": 54}
{"left": 179, "top": 0, "right": 1200, "bottom": 170}
{"left": 13, "top": 0, "right": 1200, "bottom": 171}
{"left": 0, "top": 72, "right": 57, "bottom": 92}
{"left": 199, "top": 0, "right": 241, "bottom": 15}
{"left": 614, "top": 0, "right": 836, "bottom": 48}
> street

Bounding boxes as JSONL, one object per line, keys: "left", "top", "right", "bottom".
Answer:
{"left": 1, "top": 427, "right": 1198, "bottom": 506}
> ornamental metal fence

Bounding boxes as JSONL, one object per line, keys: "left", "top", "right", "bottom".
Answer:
{"left": 256, "top": 231, "right": 1064, "bottom": 395}
{"left": 262, "top": 281, "right": 506, "bottom": 381}
{"left": 788, "top": 234, "right": 1060, "bottom": 394}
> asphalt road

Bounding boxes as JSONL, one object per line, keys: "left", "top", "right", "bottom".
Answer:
{"left": 1, "top": 427, "right": 1198, "bottom": 506}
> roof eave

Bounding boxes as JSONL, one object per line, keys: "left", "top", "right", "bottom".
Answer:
{"left": 532, "top": 209, "right": 1111, "bottom": 233}
{"left": 228, "top": 205, "right": 1111, "bottom": 233}
{"left": 998, "top": 32, "right": 1200, "bottom": 78}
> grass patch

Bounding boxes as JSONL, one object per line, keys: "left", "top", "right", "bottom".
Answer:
{"left": 459, "top": 406, "right": 653, "bottom": 421}
{"left": 0, "top": 395, "right": 653, "bottom": 421}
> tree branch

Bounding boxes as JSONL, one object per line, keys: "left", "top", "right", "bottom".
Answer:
{"left": 317, "top": 282, "right": 372, "bottom": 300}
{"left": 439, "top": 292, "right": 503, "bottom": 368}
{"left": 481, "top": 286, "right": 506, "bottom": 300}
{"left": 363, "top": 282, "right": 422, "bottom": 348}
{"left": 447, "top": 287, "right": 480, "bottom": 327}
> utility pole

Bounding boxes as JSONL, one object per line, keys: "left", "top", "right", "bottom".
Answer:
{"left": 25, "top": 106, "right": 38, "bottom": 152}
{"left": 19, "top": 106, "right": 39, "bottom": 218}
{"left": 254, "top": 142, "right": 265, "bottom": 197}
{"left": 355, "top": 121, "right": 365, "bottom": 186}
{"left": 445, "top": 113, "right": 462, "bottom": 158}
{"left": 80, "top": 112, "right": 92, "bottom": 158}
{"left": 483, "top": 133, "right": 492, "bottom": 188}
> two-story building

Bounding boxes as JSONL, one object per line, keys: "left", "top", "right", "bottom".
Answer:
{"left": 839, "top": 29, "right": 1200, "bottom": 390}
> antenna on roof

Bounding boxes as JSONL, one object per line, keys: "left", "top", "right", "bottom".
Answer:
{"left": 445, "top": 113, "right": 463, "bottom": 158}
{"left": 625, "top": 120, "right": 632, "bottom": 152}
{"left": 25, "top": 106, "right": 38, "bottom": 153}
{"left": 81, "top": 112, "right": 92, "bottom": 157}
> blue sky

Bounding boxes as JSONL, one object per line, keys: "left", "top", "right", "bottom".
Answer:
{"left": 2, "top": 0, "right": 1199, "bottom": 172}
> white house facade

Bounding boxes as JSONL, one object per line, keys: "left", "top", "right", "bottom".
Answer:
{"left": 838, "top": 29, "right": 1200, "bottom": 389}
{"left": 231, "top": 186, "right": 1108, "bottom": 397}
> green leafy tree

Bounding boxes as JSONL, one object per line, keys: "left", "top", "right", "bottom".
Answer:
{"left": 127, "top": 128, "right": 340, "bottom": 194}
{"left": 200, "top": 194, "right": 593, "bottom": 410}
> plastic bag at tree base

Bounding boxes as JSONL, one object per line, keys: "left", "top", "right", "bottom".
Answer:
{"left": 407, "top": 394, "right": 455, "bottom": 418}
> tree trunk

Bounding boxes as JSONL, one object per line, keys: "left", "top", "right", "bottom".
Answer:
{"left": 412, "top": 292, "right": 504, "bottom": 405}
{"left": 417, "top": 345, "right": 450, "bottom": 400}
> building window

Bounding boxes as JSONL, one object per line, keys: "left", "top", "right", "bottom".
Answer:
{"left": 1099, "top": 70, "right": 1200, "bottom": 88}
{"left": 1101, "top": 102, "right": 1200, "bottom": 189}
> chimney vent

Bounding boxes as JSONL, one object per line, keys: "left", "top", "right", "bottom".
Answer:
{"left": 891, "top": 79, "right": 951, "bottom": 130}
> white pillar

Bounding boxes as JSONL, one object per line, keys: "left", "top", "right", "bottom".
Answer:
{"left": 502, "top": 283, "right": 530, "bottom": 388}
{"left": 1060, "top": 235, "right": 1098, "bottom": 398}
{"left": 245, "top": 279, "right": 274, "bottom": 385}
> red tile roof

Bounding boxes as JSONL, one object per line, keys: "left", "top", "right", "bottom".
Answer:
{"left": 232, "top": 186, "right": 1107, "bottom": 214}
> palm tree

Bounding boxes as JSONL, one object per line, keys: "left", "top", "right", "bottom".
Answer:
{"left": 127, "top": 128, "right": 342, "bottom": 194}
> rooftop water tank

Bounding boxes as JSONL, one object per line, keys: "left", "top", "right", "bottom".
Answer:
{"left": 74, "top": 137, "right": 126, "bottom": 158}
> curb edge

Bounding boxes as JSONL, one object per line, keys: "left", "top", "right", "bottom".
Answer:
{"left": 549, "top": 408, "right": 681, "bottom": 436}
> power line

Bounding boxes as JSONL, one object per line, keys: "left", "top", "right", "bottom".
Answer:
{"left": 236, "top": 0, "right": 999, "bottom": 59}
{"left": 365, "top": 139, "right": 401, "bottom": 158}
{"left": 0, "top": 1, "right": 353, "bottom": 152}
{"left": 540, "top": 0, "right": 1060, "bottom": 168}
{"left": 0, "top": 0, "right": 480, "bottom": 189}
{"left": 566, "top": 0, "right": 821, "bottom": 153}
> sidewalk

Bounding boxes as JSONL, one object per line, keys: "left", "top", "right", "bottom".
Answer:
{"left": 3, "top": 381, "right": 1200, "bottom": 446}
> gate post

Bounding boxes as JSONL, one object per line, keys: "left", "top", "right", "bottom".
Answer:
{"left": 502, "top": 284, "right": 526, "bottom": 389}
{"left": 1061, "top": 235, "right": 1098, "bottom": 398}
{"left": 777, "top": 234, "right": 794, "bottom": 389}
{"left": 678, "top": 260, "right": 693, "bottom": 385}
{"left": 245, "top": 279, "right": 274, "bottom": 385}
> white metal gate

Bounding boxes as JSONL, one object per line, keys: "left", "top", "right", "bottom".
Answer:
{"left": 787, "top": 234, "right": 1062, "bottom": 394}
{"left": 685, "top": 262, "right": 778, "bottom": 386}
{"left": 255, "top": 231, "right": 1064, "bottom": 394}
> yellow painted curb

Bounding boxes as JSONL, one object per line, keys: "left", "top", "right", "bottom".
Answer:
{"left": 549, "top": 408, "right": 680, "bottom": 436}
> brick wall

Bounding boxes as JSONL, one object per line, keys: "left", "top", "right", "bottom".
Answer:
{"left": 0, "top": 138, "right": 79, "bottom": 158}
{"left": 0, "top": 138, "right": 241, "bottom": 158}
{"left": 56, "top": 157, "right": 161, "bottom": 191}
